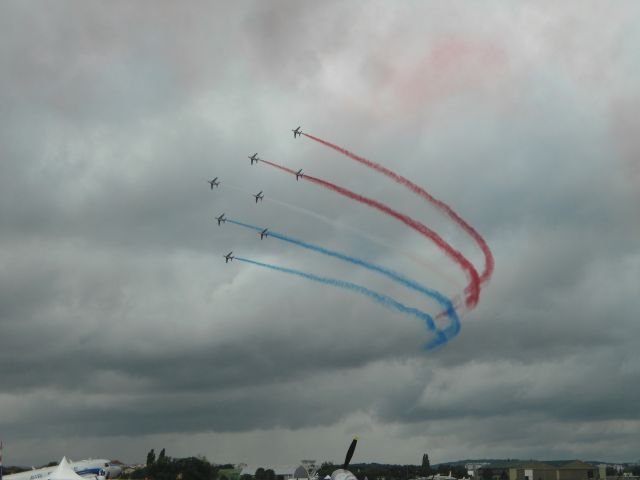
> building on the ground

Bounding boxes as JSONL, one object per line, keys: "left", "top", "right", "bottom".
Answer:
{"left": 478, "top": 460, "right": 598, "bottom": 480}
{"left": 467, "top": 463, "right": 491, "bottom": 478}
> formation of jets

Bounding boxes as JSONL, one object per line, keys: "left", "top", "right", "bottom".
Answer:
{"left": 218, "top": 127, "right": 306, "bottom": 262}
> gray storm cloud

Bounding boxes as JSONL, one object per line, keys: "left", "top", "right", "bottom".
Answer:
{"left": 1, "top": 0, "right": 639, "bottom": 468}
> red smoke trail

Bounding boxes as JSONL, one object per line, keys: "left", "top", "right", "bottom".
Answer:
{"left": 259, "top": 158, "right": 481, "bottom": 308}
{"left": 302, "top": 133, "right": 494, "bottom": 285}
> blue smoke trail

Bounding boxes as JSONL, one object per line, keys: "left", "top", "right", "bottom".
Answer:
{"left": 234, "top": 256, "right": 447, "bottom": 350}
{"left": 226, "top": 218, "right": 459, "bottom": 344}
{"left": 222, "top": 182, "right": 462, "bottom": 289}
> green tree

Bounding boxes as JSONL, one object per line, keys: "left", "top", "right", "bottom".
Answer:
{"left": 255, "top": 468, "right": 266, "bottom": 480}
{"left": 265, "top": 470, "right": 275, "bottom": 480}
{"left": 141, "top": 456, "right": 217, "bottom": 480}
{"left": 158, "top": 449, "right": 167, "bottom": 464}
{"left": 147, "top": 449, "right": 156, "bottom": 466}
{"left": 421, "top": 455, "right": 431, "bottom": 476}
{"left": 175, "top": 456, "right": 217, "bottom": 480}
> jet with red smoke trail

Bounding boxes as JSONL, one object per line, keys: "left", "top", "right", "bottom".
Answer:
{"left": 301, "top": 132, "right": 494, "bottom": 287}
{"left": 257, "top": 157, "right": 481, "bottom": 309}
{"left": 296, "top": 168, "right": 303, "bottom": 181}
{"left": 292, "top": 126, "right": 302, "bottom": 138}
{"left": 248, "top": 153, "right": 259, "bottom": 164}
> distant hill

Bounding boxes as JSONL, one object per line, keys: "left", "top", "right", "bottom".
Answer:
{"left": 432, "top": 459, "right": 637, "bottom": 467}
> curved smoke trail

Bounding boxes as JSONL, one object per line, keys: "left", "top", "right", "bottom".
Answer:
{"left": 234, "top": 256, "right": 448, "bottom": 350}
{"left": 302, "top": 132, "right": 494, "bottom": 286}
{"left": 258, "top": 158, "right": 481, "bottom": 309}
{"left": 226, "top": 218, "right": 460, "bottom": 340}
{"left": 220, "top": 182, "right": 461, "bottom": 288}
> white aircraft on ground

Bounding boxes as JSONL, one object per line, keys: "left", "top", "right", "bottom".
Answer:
{"left": 2, "top": 459, "right": 122, "bottom": 480}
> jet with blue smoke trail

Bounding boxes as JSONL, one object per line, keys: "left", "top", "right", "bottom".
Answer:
{"left": 225, "top": 217, "right": 459, "bottom": 342}
{"left": 234, "top": 256, "right": 448, "bottom": 350}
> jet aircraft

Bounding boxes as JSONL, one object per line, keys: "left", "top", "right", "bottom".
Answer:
{"left": 295, "top": 169, "right": 303, "bottom": 181}
{"left": 292, "top": 126, "right": 302, "bottom": 138}
{"left": 259, "top": 228, "right": 268, "bottom": 240}
{"left": 253, "top": 191, "right": 264, "bottom": 203}
{"left": 224, "top": 252, "right": 234, "bottom": 263}
{"left": 248, "top": 153, "right": 259, "bottom": 165}
{"left": 216, "top": 213, "right": 226, "bottom": 226}
{"left": 207, "top": 177, "right": 220, "bottom": 189}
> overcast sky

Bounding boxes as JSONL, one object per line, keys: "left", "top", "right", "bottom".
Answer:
{"left": 1, "top": 0, "right": 639, "bottom": 469}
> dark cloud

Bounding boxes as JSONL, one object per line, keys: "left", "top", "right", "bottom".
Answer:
{"left": 1, "top": 0, "right": 639, "bottom": 468}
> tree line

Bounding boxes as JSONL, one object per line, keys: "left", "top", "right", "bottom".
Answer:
{"left": 129, "top": 451, "right": 456, "bottom": 480}
{"left": 128, "top": 449, "right": 218, "bottom": 480}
